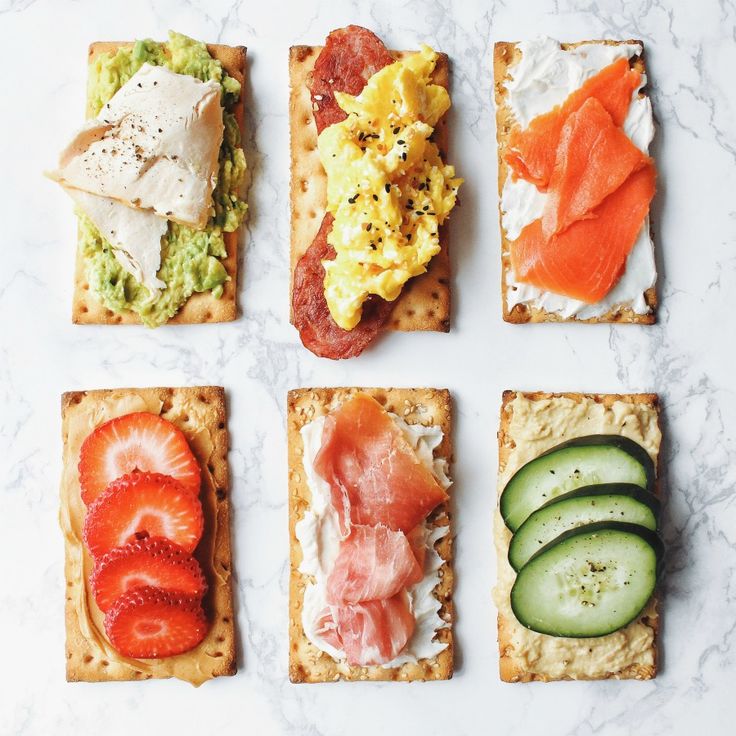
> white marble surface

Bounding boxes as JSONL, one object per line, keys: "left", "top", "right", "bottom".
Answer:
{"left": 1, "top": 0, "right": 735, "bottom": 733}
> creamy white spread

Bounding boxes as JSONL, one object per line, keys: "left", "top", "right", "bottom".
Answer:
{"left": 501, "top": 37, "right": 657, "bottom": 318}
{"left": 296, "top": 414, "right": 451, "bottom": 667}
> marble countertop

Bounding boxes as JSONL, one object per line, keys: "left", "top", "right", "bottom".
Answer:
{"left": 2, "top": 0, "right": 735, "bottom": 734}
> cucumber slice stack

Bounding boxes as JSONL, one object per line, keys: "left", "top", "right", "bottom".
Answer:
{"left": 500, "top": 435, "right": 664, "bottom": 638}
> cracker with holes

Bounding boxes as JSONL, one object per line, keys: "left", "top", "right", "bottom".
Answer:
{"left": 289, "top": 25, "right": 462, "bottom": 359}
{"left": 47, "top": 32, "right": 248, "bottom": 326}
{"left": 288, "top": 387, "right": 454, "bottom": 682}
{"left": 495, "top": 390, "right": 663, "bottom": 682}
{"left": 494, "top": 39, "right": 657, "bottom": 324}
{"left": 60, "top": 386, "right": 235, "bottom": 685}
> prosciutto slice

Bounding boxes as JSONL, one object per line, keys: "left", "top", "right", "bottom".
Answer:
{"left": 319, "top": 593, "right": 416, "bottom": 666}
{"left": 314, "top": 393, "right": 447, "bottom": 534}
{"left": 326, "top": 525, "right": 423, "bottom": 605}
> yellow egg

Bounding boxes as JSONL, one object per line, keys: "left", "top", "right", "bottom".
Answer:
{"left": 317, "top": 45, "right": 462, "bottom": 331}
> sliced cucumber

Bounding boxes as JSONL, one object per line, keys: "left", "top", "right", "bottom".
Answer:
{"left": 510, "top": 522, "right": 663, "bottom": 638}
{"left": 500, "top": 435, "right": 655, "bottom": 531}
{"left": 508, "top": 484, "right": 660, "bottom": 571}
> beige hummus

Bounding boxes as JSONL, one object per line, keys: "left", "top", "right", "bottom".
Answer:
{"left": 60, "top": 389, "right": 221, "bottom": 686}
{"left": 494, "top": 393, "right": 661, "bottom": 680}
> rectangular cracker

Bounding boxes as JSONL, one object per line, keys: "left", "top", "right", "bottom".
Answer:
{"left": 287, "top": 387, "right": 454, "bottom": 682}
{"left": 72, "top": 42, "right": 247, "bottom": 325}
{"left": 496, "top": 390, "right": 661, "bottom": 682}
{"left": 494, "top": 40, "right": 657, "bottom": 324}
{"left": 288, "top": 46, "right": 451, "bottom": 332}
{"left": 60, "top": 386, "right": 236, "bottom": 683}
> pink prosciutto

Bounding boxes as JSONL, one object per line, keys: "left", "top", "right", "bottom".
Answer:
{"left": 317, "top": 593, "right": 416, "bottom": 666}
{"left": 326, "top": 525, "right": 423, "bottom": 605}
{"left": 314, "top": 393, "right": 448, "bottom": 534}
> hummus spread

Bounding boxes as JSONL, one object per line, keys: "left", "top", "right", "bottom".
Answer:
{"left": 494, "top": 393, "right": 661, "bottom": 679}
{"left": 60, "top": 390, "right": 220, "bottom": 686}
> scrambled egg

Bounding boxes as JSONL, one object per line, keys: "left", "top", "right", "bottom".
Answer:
{"left": 318, "top": 46, "right": 462, "bottom": 331}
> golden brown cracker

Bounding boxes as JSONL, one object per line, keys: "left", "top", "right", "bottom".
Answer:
{"left": 496, "top": 390, "right": 661, "bottom": 682}
{"left": 72, "top": 43, "right": 247, "bottom": 325}
{"left": 288, "top": 46, "right": 451, "bottom": 333}
{"left": 287, "top": 387, "right": 453, "bottom": 682}
{"left": 61, "top": 386, "right": 235, "bottom": 684}
{"left": 493, "top": 40, "right": 657, "bottom": 324}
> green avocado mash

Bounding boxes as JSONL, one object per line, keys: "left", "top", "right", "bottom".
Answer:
{"left": 81, "top": 31, "right": 247, "bottom": 326}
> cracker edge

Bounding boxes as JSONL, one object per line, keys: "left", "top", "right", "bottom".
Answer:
{"left": 71, "top": 42, "right": 247, "bottom": 325}
{"left": 287, "top": 387, "right": 454, "bottom": 683}
{"left": 493, "top": 40, "right": 658, "bottom": 325}
{"left": 61, "top": 386, "right": 236, "bottom": 683}
{"left": 496, "top": 389, "right": 661, "bottom": 682}
{"left": 288, "top": 45, "right": 451, "bottom": 334}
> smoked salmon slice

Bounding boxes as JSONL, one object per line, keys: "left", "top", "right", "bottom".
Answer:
{"left": 542, "top": 97, "right": 651, "bottom": 238}
{"left": 510, "top": 163, "right": 656, "bottom": 303}
{"left": 318, "top": 593, "right": 416, "bottom": 666}
{"left": 314, "top": 393, "right": 447, "bottom": 535}
{"left": 326, "top": 525, "right": 423, "bottom": 605}
{"left": 506, "top": 57, "right": 642, "bottom": 189}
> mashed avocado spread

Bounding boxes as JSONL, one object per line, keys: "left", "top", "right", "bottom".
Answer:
{"left": 81, "top": 31, "right": 247, "bottom": 326}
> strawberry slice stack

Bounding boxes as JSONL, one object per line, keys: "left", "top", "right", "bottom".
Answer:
{"left": 78, "top": 412, "right": 209, "bottom": 659}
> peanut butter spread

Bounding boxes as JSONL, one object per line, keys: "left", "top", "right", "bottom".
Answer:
{"left": 60, "top": 389, "right": 221, "bottom": 686}
{"left": 494, "top": 394, "right": 661, "bottom": 680}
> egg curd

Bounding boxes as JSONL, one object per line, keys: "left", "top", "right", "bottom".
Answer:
{"left": 317, "top": 46, "right": 462, "bottom": 331}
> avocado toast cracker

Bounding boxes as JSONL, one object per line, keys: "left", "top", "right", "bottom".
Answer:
{"left": 50, "top": 32, "right": 247, "bottom": 326}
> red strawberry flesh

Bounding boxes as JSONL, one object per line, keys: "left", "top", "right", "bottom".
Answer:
{"left": 78, "top": 412, "right": 201, "bottom": 505}
{"left": 104, "top": 586, "right": 208, "bottom": 659}
{"left": 91, "top": 537, "right": 207, "bottom": 612}
{"left": 83, "top": 471, "right": 204, "bottom": 559}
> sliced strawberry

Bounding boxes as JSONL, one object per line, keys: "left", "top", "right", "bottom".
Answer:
{"left": 78, "top": 412, "right": 201, "bottom": 505}
{"left": 90, "top": 537, "right": 208, "bottom": 612}
{"left": 83, "top": 471, "right": 204, "bottom": 559}
{"left": 104, "top": 586, "right": 208, "bottom": 659}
